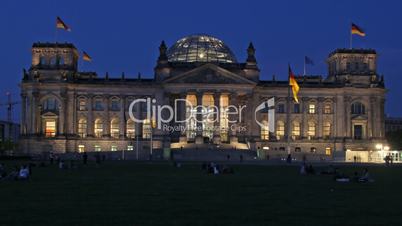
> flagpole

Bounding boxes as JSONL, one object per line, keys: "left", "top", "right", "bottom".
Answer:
{"left": 350, "top": 29, "right": 352, "bottom": 49}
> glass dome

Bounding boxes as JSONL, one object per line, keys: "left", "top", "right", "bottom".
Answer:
{"left": 167, "top": 34, "right": 237, "bottom": 63}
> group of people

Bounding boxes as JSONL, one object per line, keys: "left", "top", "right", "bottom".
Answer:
{"left": 202, "top": 162, "right": 234, "bottom": 175}
{"left": 300, "top": 163, "right": 374, "bottom": 183}
{"left": 0, "top": 163, "right": 31, "bottom": 181}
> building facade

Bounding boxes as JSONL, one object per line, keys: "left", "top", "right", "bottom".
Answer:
{"left": 19, "top": 35, "right": 387, "bottom": 161}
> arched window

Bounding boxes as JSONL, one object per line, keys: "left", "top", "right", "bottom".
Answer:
{"left": 276, "top": 121, "right": 285, "bottom": 139}
{"left": 324, "top": 103, "right": 332, "bottom": 114}
{"left": 58, "top": 56, "right": 65, "bottom": 65}
{"left": 351, "top": 102, "right": 365, "bottom": 115}
{"left": 78, "top": 118, "right": 87, "bottom": 138}
{"left": 260, "top": 120, "right": 269, "bottom": 140}
{"left": 94, "top": 119, "right": 103, "bottom": 138}
{"left": 110, "top": 98, "right": 120, "bottom": 111}
{"left": 323, "top": 122, "right": 331, "bottom": 138}
{"left": 126, "top": 119, "right": 135, "bottom": 138}
{"left": 78, "top": 98, "right": 87, "bottom": 111}
{"left": 110, "top": 119, "right": 120, "bottom": 138}
{"left": 308, "top": 121, "right": 316, "bottom": 138}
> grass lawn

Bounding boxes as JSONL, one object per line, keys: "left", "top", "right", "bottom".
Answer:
{"left": 0, "top": 161, "right": 401, "bottom": 226}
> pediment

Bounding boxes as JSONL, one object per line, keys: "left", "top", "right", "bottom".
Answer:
{"left": 351, "top": 115, "right": 368, "bottom": 121}
{"left": 163, "top": 64, "right": 256, "bottom": 85}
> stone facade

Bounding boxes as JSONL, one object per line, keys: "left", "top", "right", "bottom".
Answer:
{"left": 19, "top": 35, "right": 386, "bottom": 161}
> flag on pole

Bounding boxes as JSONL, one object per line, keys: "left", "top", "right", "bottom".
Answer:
{"left": 351, "top": 23, "right": 365, "bottom": 37}
{"left": 289, "top": 65, "right": 300, "bottom": 103}
{"left": 82, "top": 51, "right": 92, "bottom": 62}
{"left": 305, "top": 56, "right": 314, "bottom": 65}
{"left": 56, "top": 17, "right": 71, "bottom": 31}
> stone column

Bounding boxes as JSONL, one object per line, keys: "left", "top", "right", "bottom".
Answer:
{"left": 66, "top": 91, "right": 75, "bottom": 136}
{"left": 332, "top": 98, "right": 337, "bottom": 139}
{"left": 229, "top": 93, "right": 238, "bottom": 138}
{"left": 119, "top": 95, "right": 126, "bottom": 138}
{"left": 32, "top": 92, "right": 40, "bottom": 135}
{"left": 318, "top": 97, "right": 324, "bottom": 138}
{"left": 196, "top": 92, "right": 203, "bottom": 137}
{"left": 336, "top": 95, "right": 344, "bottom": 138}
{"left": 369, "top": 96, "right": 376, "bottom": 138}
{"left": 344, "top": 96, "right": 351, "bottom": 138}
{"left": 213, "top": 92, "right": 220, "bottom": 143}
{"left": 135, "top": 96, "right": 142, "bottom": 138}
{"left": 104, "top": 95, "right": 110, "bottom": 137}
{"left": 179, "top": 93, "right": 187, "bottom": 138}
{"left": 21, "top": 94, "right": 27, "bottom": 135}
{"left": 58, "top": 96, "right": 65, "bottom": 136}
{"left": 301, "top": 97, "right": 308, "bottom": 139}
{"left": 87, "top": 95, "right": 94, "bottom": 137}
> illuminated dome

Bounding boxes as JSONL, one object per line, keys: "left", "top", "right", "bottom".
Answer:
{"left": 167, "top": 34, "right": 237, "bottom": 63}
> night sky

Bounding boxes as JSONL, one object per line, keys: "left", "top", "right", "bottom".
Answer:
{"left": 1, "top": 0, "right": 402, "bottom": 122}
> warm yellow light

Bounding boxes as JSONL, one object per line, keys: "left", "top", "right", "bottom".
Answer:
{"left": 375, "top": 144, "right": 383, "bottom": 150}
{"left": 199, "top": 53, "right": 204, "bottom": 58}
{"left": 384, "top": 146, "right": 390, "bottom": 151}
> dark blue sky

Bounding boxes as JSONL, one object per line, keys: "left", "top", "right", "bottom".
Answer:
{"left": 1, "top": 0, "right": 402, "bottom": 122}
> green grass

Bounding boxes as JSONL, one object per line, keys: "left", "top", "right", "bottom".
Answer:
{"left": 0, "top": 161, "right": 402, "bottom": 226}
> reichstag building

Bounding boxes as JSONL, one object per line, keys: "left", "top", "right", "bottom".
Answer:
{"left": 19, "top": 34, "right": 386, "bottom": 162}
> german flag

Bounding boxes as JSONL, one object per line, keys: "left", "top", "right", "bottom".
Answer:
{"left": 56, "top": 17, "right": 71, "bottom": 31}
{"left": 82, "top": 51, "right": 92, "bottom": 62}
{"left": 351, "top": 23, "right": 365, "bottom": 37}
{"left": 289, "top": 65, "right": 300, "bottom": 103}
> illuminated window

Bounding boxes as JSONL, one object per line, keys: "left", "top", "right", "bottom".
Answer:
{"left": 308, "top": 121, "right": 316, "bottom": 138}
{"left": 276, "top": 121, "right": 285, "bottom": 139}
{"left": 324, "top": 103, "right": 332, "bottom": 114}
{"left": 142, "top": 119, "right": 152, "bottom": 139}
{"left": 110, "top": 119, "right": 120, "bottom": 138}
{"left": 126, "top": 119, "right": 135, "bottom": 138}
{"left": 323, "top": 122, "right": 331, "bottom": 138}
{"left": 94, "top": 119, "right": 103, "bottom": 138}
{"left": 292, "top": 121, "right": 300, "bottom": 139}
{"left": 79, "top": 99, "right": 87, "bottom": 111}
{"left": 127, "top": 145, "right": 134, "bottom": 151}
{"left": 310, "top": 147, "right": 316, "bottom": 153}
{"left": 325, "top": 147, "right": 332, "bottom": 156}
{"left": 45, "top": 120, "right": 56, "bottom": 137}
{"left": 78, "top": 119, "right": 87, "bottom": 138}
{"left": 261, "top": 120, "right": 269, "bottom": 140}
{"left": 94, "top": 145, "right": 101, "bottom": 152}
{"left": 111, "top": 145, "right": 117, "bottom": 151}
{"left": 78, "top": 145, "right": 85, "bottom": 153}
{"left": 308, "top": 104, "right": 316, "bottom": 114}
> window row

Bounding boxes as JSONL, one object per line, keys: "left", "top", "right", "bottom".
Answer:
{"left": 77, "top": 145, "right": 136, "bottom": 153}
{"left": 77, "top": 119, "right": 151, "bottom": 139}
{"left": 276, "top": 103, "right": 333, "bottom": 114}
{"left": 260, "top": 121, "right": 332, "bottom": 140}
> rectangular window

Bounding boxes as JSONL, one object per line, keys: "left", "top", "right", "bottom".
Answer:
{"left": 45, "top": 120, "right": 56, "bottom": 137}
{"left": 277, "top": 104, "right": 285, "bottom": 113}
{"left": 111, "top": 100, "right": 120, "bottom": 111}
{"left": 325, "top": 147, "right": 332, "bottom": 156}
{"left": 111, "top": 145, "right": 117, "bottom": 151}
{"left": 310, "top": 147, "right": 316, "bottom": 153}
{"left": 293, "top": 104, "right": 300, "bottom": 113}
{"left": 127, "top": 145, "right": 134, "bottom": 151}
{"left": 94, "top": 145, "right": 101, "bottom": 152}
{"left": 78, "top": 145, "right": 85, "bottom": 153}
{"left": 295, "top": 147, "right": 301, "bottom": 152}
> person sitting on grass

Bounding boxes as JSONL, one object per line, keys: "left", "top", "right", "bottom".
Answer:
{"left": 334, "top": 170, "right": 350, "bottom": 182}
{"left": 300, "top": 163, "right": 306, "bottom": 175}
{"left": 18, "top": 165, "right": 30, "bottom": 180}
